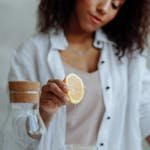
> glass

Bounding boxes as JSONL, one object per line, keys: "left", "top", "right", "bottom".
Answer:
{"left": 5, "top": 81, "right": 45, "bottom": 149}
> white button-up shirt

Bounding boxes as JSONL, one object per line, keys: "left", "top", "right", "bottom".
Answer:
{"left": 5, "top": 29, "right": 150, "bottom": 150}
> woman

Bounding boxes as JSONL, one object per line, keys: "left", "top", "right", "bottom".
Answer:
{"left": 7, "top": 0, "right": 150, "bottom": 149}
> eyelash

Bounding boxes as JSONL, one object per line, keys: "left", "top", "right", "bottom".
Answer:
{"left": 111, "top": 3, "right": 120, "bottom": 9}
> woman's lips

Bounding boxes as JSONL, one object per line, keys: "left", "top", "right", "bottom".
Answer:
{"left": 90, "top": 15, "right": 103, "bottom": 25}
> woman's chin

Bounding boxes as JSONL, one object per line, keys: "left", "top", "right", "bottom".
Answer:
{"left": 81, "top": 24, "right": 102, "bottom": 33}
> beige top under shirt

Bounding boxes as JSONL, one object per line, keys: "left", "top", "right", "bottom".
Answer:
{"left": 63, "top": 63, "right": 105, "bottom": 146}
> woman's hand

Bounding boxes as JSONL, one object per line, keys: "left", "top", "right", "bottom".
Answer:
{"left": 39, "top": 79, "right": 69, "bottom": 127}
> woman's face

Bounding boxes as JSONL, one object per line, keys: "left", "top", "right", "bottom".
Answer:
{"left": 71, "top": 0, "right": 125, "bottom": 33}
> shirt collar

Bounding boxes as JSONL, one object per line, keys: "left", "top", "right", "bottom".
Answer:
{"left": 49, "top": 29, "right": 68, "bottom": 51}
{"left": 49, "top": 28, "right": 116, "bottom": 51}
{"left": 93, "top": 29, "right": 116, "bottom": 48}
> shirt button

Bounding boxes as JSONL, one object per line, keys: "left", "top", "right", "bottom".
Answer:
{"left": 101, "top": 60, "right": 105, "bottom": 64}
{"left": 97, "top": 41, "right": 100, "bottom": 45}
{"left": 107, "top": 116, "right": 111, "bottom": 120}
{"left": 106, "top": 86, "right": 110, "bottom": 90}
{"left": 100, "top": 143, "right": 104, "bottom": 146}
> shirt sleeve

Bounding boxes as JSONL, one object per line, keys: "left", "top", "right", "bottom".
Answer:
{"left": 140, "top": 52, "right": 150, "bottom": 138}
{"left": 8, "top": 42, "right": 38, "bottom": 81}
{"left": 5, "top": 41, "right": 46, "bottom": 150}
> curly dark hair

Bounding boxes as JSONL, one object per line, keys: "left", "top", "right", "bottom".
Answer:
{"left": 37, "top": 0, "right": 150, "bottom": 58}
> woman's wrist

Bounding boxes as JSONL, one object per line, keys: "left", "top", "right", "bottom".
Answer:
{"left": 39, "top": 107, "right": 54, "bottom": 128}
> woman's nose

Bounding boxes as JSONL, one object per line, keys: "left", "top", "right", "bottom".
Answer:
{"left": 97, "top": 0, "right": 112, "bottom": 14}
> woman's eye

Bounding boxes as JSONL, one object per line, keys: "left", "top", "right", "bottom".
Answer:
{"left": 112, "top": 3, "right": 119, "bottom": 9}
{"left": 111, "top": 1, "right": 121, "bottom": 9}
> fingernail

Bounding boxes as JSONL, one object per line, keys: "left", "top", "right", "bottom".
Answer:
{"left": 64, "top": 85, "right": 69, "bottom": 91}
{"left": 64, "top": 95, "right": 70, "bottom": 102}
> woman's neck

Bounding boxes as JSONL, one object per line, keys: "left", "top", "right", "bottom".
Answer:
{"left": 65, "top": 29, "right": 95, "bottom": 52}
{"left": 64, "top": 18, "right": 94, "bottom": 46}
{"left": 65, "top": 30, "right": 94, "bottom": 47}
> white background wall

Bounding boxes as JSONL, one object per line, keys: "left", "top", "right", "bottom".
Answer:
{"left": 0, "top": 0, "right": 38, "bottom": 145}
{"left": 0, "top": 0, "right": 150, "bottom": 149}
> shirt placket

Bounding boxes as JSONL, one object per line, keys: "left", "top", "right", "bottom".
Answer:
{"left": 95, "top": 41, "right": 113, "bottom": 150}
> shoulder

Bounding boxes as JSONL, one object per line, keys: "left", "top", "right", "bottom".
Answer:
{"left": 16, "top": 31, "right": 50, "bottom": 57}
{"left": 128, "top": 48, "right": 149, "bottom": 61}
{"left": 127, "top": 48, "right": 150, "bottom": 76}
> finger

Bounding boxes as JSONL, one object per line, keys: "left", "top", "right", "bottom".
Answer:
{"left": 40, "top": 95, "right": 62, "bottom": 107}
{"left": 41, "top": 92, "right": 67, "bottom": 106}
{"left": 41, "top": 85, "right": 50, "bottom": 93}
{"left": 40, "top": 100, "right": 58, "bottom": 114}
{"left": 46, "top": 82, "right": 69, "bottom": 102}
{"left": 48, "top": 79, "right": 69, "bottom": 93}
{"left": 41, "top": 84, "right": 70, "bottom": 104}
